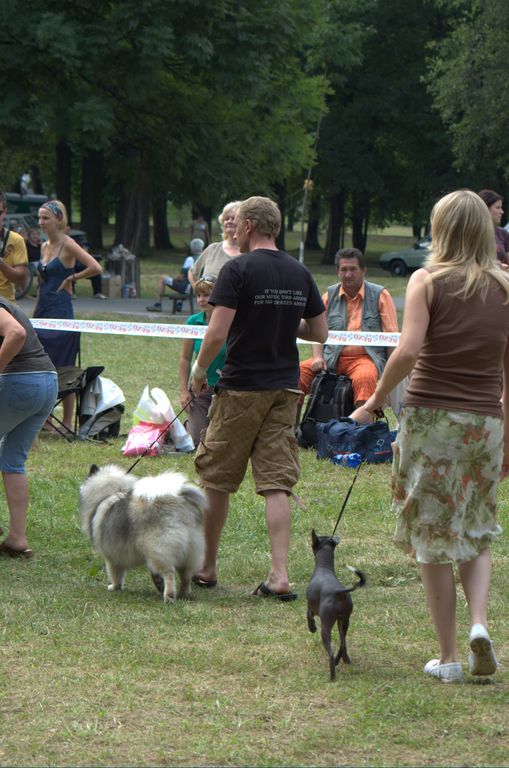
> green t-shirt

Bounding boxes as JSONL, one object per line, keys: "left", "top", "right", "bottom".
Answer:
{"left": 186, "top": 310, "right": 226, "bottom": 387}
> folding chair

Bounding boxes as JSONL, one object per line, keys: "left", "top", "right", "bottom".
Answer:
{"left": 162, "top": 289, "right": 195, "bottom": 314}
{"left": 47, "top": 365, "right": 104, "bottom": 440}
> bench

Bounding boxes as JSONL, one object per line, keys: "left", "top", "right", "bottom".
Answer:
{"left": 163, "top": 290, "right": 195, "bottom": 314}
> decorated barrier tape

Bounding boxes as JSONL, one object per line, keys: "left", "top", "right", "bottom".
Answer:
{"left": 30, "top": 318, "right": 400, "bottom": 347}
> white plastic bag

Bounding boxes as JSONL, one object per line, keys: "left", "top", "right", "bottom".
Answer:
{"left": 132, "top": 386, "right": 170, "bottom": 425}
{"left": 131, "top": 386, "right": 194, "bottom": 453}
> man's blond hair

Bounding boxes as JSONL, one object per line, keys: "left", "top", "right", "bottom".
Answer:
{"left": 237, "top": 196, "right": 281, "bottom": 239}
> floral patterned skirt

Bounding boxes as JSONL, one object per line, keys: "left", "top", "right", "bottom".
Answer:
{"left": 392, "top": 407, "right": 503, "bottom": 564}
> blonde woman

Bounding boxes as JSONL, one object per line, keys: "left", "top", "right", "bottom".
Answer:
{"left": 34, "top": 200, "right": 101, "bottom": 429}
{"left": 188, "top": 201, "right": 241, "bottom": 287}
{"left": 352, "top": 189, "right": 509, "bottom": 683}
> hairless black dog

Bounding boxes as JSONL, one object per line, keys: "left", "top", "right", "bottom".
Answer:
{"left": 306, "top": 529, "right": 366, "bottom": 681}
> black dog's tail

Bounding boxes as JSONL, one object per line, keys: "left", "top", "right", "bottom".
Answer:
{"left": 342, "top": 566, "right": 366, "bottom": 593}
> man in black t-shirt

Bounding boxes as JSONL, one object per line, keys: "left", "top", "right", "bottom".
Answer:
{"left": 190, "top": 196, "right": 327, "bottom": 600}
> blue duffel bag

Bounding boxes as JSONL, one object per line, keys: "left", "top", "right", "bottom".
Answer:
{"left": 315, "top": 417, "right": 397, "bottom": 464}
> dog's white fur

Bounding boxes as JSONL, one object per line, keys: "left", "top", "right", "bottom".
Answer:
{"left": 79, "top": 464, "right": 206, "bottom": 604}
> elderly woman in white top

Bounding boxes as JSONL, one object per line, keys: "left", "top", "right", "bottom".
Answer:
{"left": 188, "top": 201, "right": 241, "bottom": 288}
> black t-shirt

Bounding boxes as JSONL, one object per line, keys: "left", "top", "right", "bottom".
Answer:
{"left": 209, "top": 248, "right": 325, "bottom": 389}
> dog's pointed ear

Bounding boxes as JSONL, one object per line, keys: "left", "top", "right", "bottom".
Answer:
{"left": 331, "top": 536, "right": 340, "bottom": 547}
{"left": 311, "top": 529, "right": 318, "bottom": 546}
{"left": 88, "top": 464, "right": 100, "bottom": 477}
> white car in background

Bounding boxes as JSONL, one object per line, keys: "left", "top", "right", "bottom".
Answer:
{"left": 379, "top": 236, "right": 431, "bottom": 276}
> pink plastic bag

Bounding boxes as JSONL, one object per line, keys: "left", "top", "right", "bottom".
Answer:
{"left": 121, "top": 421, "right": 168, "bottom": 457}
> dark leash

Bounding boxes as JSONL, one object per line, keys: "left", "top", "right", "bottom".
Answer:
{"left": 330, "top": 458, "right": 363, "bottom": 539}
{"left": 126, "top": 395, "right": 194, "bottom": 474}
{"left": 329, "top": 408, "right": 385, "bottom": 539}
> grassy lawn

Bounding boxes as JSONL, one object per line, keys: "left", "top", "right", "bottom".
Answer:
{"left": 1, "top": 286, "right": 507, "bottom": 765}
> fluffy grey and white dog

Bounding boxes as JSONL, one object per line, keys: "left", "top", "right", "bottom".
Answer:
{"left": 79, "top": 464, "right": 206, "bottom": 604}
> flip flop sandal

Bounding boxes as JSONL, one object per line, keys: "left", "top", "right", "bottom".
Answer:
{"left": 0, "top": 541, "right": 34, "bottom": 559}
{"left": 252, "top": 582, "right": 297, "bottom": 602}
{"left": 192, "top": 575, "right": 217, "bottom": 588}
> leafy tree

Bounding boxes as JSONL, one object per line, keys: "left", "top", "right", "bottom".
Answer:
{"left": 314, "top": 0, "right": 460, "bottom": 261}
{"left": 427, "top": 0, "right": 509, "bottom": 195}
{"left": 0, "top": 0, "right": 328, "bottom": 253}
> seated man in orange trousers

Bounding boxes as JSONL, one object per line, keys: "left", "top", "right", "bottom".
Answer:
{"left": 298, "top": 247, "right": 398, "bottom": 414}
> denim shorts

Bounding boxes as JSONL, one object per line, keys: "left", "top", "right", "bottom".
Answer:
{"left": 0, "top": 371, "right": 58, "bottom": 473}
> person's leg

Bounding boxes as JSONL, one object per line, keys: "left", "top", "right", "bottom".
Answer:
{"left": 252, "top": 391, "right": 300, "bottom": 595}
{"left": 420, "top": 562, "right": 458, "bottom": 663}
{"left": 263, "top": 490, "right": 292, "bottom": 594}
{"left": 157, "top": 275, "right": 173, "bottom": 303}
{"left": 459, "top": 549, "right": 497, "bottom": 674}
{"left": 62, "top": 393, "right": 76, "bottom": 431}
{"left": 1, "top": 472, "right": 29, "bottom": 550}
{"left": 90, "top": 273, "right": 104, "bottom": 296}
{"left": 194, "top": 390, "right": 268, "bottom": 584}
{"left": 194, "top": 488, "right": 230, "bottom": 583}
{"left": 458, "top": 549, "right": 491, "bottom": 628}
{"left": 187, "top": 392, "right": 212, "bottom": 447}
{"left": 296, "top": 358, "right": 317, "bottom": 425}
{"left": 338, "top": 355, "right": 378, "bottom": 408}
{"left": 0, "top": 372, "right": 57, "bottom": 551}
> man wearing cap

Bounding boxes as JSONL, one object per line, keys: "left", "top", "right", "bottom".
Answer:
{"left": 0, "top": 192, "right": 28, "bottom": 302}
{"left": 190, "top": 196, "right": 327, "bottom": 600}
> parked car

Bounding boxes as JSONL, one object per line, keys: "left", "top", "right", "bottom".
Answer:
{"left": 379, "top": 236, "right": 431, "bottom": 276}
{"left": 4, "top": 192, "right": 49, "bottom": 215}
{"left": 4, "top": 212, "right": 89, "bottom": 249}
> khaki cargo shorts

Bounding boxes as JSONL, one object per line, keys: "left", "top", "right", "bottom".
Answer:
{"left": 194, "top": 389, "right": 300, "bottom": 495}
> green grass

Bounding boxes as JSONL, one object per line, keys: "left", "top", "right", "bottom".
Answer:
{"left": 1, "top": 292, "right": 508, "bottom": 766}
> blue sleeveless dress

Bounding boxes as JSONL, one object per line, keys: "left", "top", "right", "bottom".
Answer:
{"left": 33, "top": 248, "right": 79, "bottom": 367}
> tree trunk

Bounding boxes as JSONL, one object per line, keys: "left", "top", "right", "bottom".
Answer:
{"left": 152, "top": 191, "right": 174, "bottom": 249}
{"left": 81, "top": 149, "right": 103, "bottom": 250}
{"left": 305, "top": 194, "right": 321, "bottom": 250}
{"left": 412, "top": 223, "right": 422, "bottom": 239}
{"left": 351, "top": 193, "right": 369, "bottom": 252}
{"left": 322, "top": 192, "right": 345, "bottom": 264}
{"left": 124, "top": 189, "right": 150, "bottom": 256}
{"left": 274, "top": 181, "right": 286, "bottom": 252}
{"left": 114, "top": 189, "right": 129, "bottom": 246}
{"left": 287, "top": 205, "right": 295, "bottom": 232}
{"left": 29, "top": 164, "right": 44, "bottom": 195}
{"left": 55, "top": 140, "right": 72, "bottom": 223}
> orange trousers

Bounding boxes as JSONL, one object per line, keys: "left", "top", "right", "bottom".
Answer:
{"left": 299, "top": 353, "right": 379, "bottom": 405}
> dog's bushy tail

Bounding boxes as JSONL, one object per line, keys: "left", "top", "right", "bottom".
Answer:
{"left": 342, "top": 566, "right": 366, "bottom": 593}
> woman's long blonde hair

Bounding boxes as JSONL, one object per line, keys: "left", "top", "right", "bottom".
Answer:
{"left": 426, "top": 189, "right": 509, "bottom": 301}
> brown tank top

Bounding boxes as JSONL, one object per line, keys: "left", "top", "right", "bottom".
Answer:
{"left": 405, "top": 272, "right": 509, "bottom": 417}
